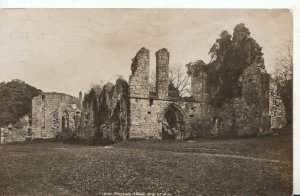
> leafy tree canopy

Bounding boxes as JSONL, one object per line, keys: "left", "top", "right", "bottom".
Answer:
{"left": 0, "top": 79, "right": 42, "bottom": 127}
{"left": 207, "top": 23, "right": 264, "bottom": 107}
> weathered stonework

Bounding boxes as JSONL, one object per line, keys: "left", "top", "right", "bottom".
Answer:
{"left": 98, "top": 79, "right": 130, "bottom": 141}
{"left": 128, "top": 47, "right": 286, "bottom": 139}
{"left": 156, "top": 48, "right": 170, "bottom": 98}
{"left": 0, "top": 115, "right": 32, "bottom": 144}
{"left": 129, "top": 47, "right": 150, "bottom": 97}
{"left": 31, "top": 93, "right": 80, "bottom": 139}
{"left": 24, "top": 47, "right": 286, "bottom": 143}
{"left": 187, "top": 60, "right": 209, "bottom": 102}
{"left": 269, "top": 78, "right": 286, "bottom": 129}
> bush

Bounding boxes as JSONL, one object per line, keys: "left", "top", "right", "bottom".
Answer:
{"left": 56, "top": 128, "right": 78, "bottom": 141}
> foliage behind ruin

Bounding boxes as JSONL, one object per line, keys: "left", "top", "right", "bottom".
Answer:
{"left": 0, "top": 79, "right": 42, "bottom": 126}
{"left": 207, "top": 23, "right": 264, "bottom": 107}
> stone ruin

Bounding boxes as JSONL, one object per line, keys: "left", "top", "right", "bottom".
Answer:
{"left": 30, "top": 92, "right": 80, "bottom": 139}
{"left": 78, "top": 78, "right": 130, "bottom": 142}
{"left": 0, "top": 115, "right": 32, "bottom": 144}
{"left": 128, "top": 47, "right": 285, "bottom": 139}
{"left": 1, "top": 47, "right": 286, "bottom": 144}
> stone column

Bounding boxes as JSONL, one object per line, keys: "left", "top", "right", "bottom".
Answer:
{"left": 186, "top": 60, "right": 208, "bottom": 102}
{"left": 156, "top": 48, "right": 170, "bottom": 99}
{"left": 79, "top": 91, "right": 82, "bottom": 110}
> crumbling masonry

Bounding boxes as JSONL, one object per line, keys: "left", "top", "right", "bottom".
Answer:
{"left": 28, "top": 47, "right": 285, "bottom": 141}
{"left": 31, "top": 93, "right": 80, "bottom": 139}
{"left": 128, "top": 47, "right": 285, "bottom": 139}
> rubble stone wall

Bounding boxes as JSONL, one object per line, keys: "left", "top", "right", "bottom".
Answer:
{"left": 206, "top": 62, "right": 285, "bottom": 137}
{"left": 268, "top": 78, "right": 286, "bottom": 129}
{"left": 186, "top": 60, "right": 209, "bottom": 102}
{"left": 31, "top": 93, "right": 79, "bottom": 139}
{"left": 0, "top": 115, "right": 31, "bottom": 144}
{"left": 130, "top": 98, "right": 185, "bottom": 139}
{"left": 129, "top": 47, "right": 150, "bottom": 97}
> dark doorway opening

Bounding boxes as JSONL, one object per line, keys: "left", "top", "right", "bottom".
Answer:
{"left": 62, "top": 111, "right": 69, "bottom": 130}
{"left": 161, "top": 104, "right": 184, "bottom": 140}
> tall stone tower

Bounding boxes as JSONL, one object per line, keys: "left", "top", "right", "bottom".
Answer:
{"left": 156, "top": 48, "right": 170, "bottom": 99}
{"left": 129, "top": 47, "right": 150, "bottom": 97}
{"left": 187, "top": 60, "right": 208, "bottom": 102}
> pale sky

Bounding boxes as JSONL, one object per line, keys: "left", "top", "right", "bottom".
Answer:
{"left": 0, "top": 9, "right": 292, "bottom": 97}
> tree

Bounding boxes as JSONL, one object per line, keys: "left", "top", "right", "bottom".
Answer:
{"left": 206, "top": 23, "right": 264, "bottom": 107}
{"left": 150, "top": 65, "right": 191, "bottom": 97}
{"left": 0, "top": 79, "right": 42, "bottom": 127}
{"left": 273, "top": 39, "right": 293, "bottom": 127}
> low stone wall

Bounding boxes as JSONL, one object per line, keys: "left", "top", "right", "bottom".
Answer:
{"left": 0, "top": 115, "right": 32, "bottom": 144}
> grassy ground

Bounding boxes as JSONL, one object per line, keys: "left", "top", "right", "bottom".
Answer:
{"left": 0, "top": 133, "right": 292, "bottom": 196}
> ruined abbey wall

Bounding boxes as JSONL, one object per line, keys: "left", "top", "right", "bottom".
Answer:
{"left": 128, "top": 48, "right": 206, "bottom": 139}
{"left": 199, "top": 61, "right": 286, "bottom": 137}
{"left": 23, "top": 47, "right": 286, "bottom": 143}
{"left": 129, "top": 47, "right": 150, "bottom": 97}
{"left": 269, "top": 78, "right": 286, "bottom": 129}
{"left": 0, "top": 115, "right": 31, "bottom": 144}
{"left": 128, "top": 47, "right": 286, "bottom": 140}
{"left": 31, "top": 93, "right": 80, "bottom": 139}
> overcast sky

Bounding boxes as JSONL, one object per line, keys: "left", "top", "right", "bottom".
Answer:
{"left": 0, "top": 9, "right": 292, "bottom": 97}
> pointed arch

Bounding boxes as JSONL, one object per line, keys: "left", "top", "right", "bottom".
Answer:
{"left": 158, "top": 103, "right": 185, "bottom": 123}
{"left": 158, "top": 103, "right": 185, "bottom": 140}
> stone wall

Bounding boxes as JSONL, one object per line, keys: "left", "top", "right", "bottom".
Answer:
{"left": 129, "top": 98, "right": 161, "bottom": 139}
{"left": 129, "top": 47, "right": 150, "bottom": 97}
{"left": 269, "top": 78, "right": 286, "bottom": 129}
{"left": 130, "top": 98, "right": 190, "bottom": 139}
{"left": 185, "top": 60, "right": 214, "bottom": 137}
{"left": 79, "top": 101, "right": 96, "bottom": 140}
{"left": 205, "top": 61, "right": 284, "bottom": 137}
{"left": 78, "top": 79, "right": 130, "bottom": 142}
{"left": 186, "top": 60, "right": 209, "bottom": 102}
{"left": 183, "top": 102, "right": 213, "bottom": 138}
{"left": 99, "top": 79, "right": 130, "bottom": 142}
{"left": 128, "top": 48, "right": 212, "bottom": 139}
{"left": 129, "top": 96, "right": 217, "bottom": 140}
{"left": 0, "top": 115, "right": 31, "bottom": 144}
{"left": 31, "top": 93, "right": 80, "bottom": 139}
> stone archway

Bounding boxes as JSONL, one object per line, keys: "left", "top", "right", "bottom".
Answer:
{"left": 158, "top": 104, "right": 185, "bottom": 140}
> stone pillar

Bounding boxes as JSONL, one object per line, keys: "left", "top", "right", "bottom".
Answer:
{"left": 79, "top": 91, "right": 82, "bottom": 110}
{"left": 129, "top": 47, "right": 150, "bottom": 97}
{"left": 156, "top": 48, "right": 170, "bottom": 99}
{"left": 186, "top": 60, "right": 208, "bottom": 102}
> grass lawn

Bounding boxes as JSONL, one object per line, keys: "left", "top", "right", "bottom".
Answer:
{"left": 0, "top": 133, "right": 292, "bottom": 196}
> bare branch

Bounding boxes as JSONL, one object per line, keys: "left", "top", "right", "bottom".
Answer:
{"left": 149, "top": 65, "right": 191, "bottom": 97}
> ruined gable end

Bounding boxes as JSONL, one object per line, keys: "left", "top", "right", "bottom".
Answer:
{"left": 31, "top": 93, "right": 80, "bottom": 139}
{"left": 129, "top": 47, "right": 150, "bottom": 97}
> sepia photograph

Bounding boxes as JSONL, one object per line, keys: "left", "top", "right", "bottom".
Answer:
{"left": 0, "top": 8, "right": 293, "bottom": 195}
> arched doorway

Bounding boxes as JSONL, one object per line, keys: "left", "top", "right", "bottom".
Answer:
{"left": 159, "top": 104, "right": 185, "bottom": 140}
